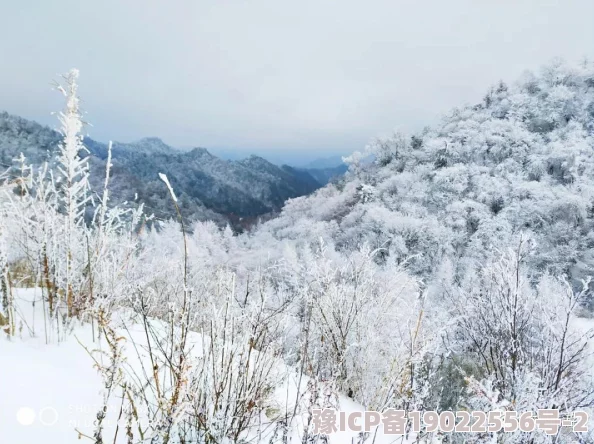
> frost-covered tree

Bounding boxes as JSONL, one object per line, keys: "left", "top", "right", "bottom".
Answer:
{"left": 53, "top": 69, "right": 91, "bottom": 317}
{"left": 439, "top": 236, "right": 594, "bottom": 442}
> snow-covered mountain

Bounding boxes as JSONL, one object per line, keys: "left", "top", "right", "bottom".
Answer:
{"left": 254, "top": 60, "right": 594, "bottom": 300}
{"left": 0, "top": 112, "right": 324, "bottom": 228}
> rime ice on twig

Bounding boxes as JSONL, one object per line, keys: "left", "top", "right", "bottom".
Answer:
{"left": 158, "top": 173, "right": 177, "bottom": 202}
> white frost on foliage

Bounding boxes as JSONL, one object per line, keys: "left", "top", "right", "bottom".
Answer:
{"left": 158, "top": 172, "right": 178, "bottom": 202}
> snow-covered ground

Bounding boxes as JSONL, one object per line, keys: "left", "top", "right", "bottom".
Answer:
{"left": 7, "top": 287, "right": 593, "bottom": 443}
{"left": 1, "top": 288, "right": 415, "bottom": 444}
{"left": 1, "top": 289, "right": 107, "bottom": 443}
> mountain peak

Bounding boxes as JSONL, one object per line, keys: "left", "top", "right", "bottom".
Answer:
{"left": 241, "top": 154, "right": 273, "bottom": 166}
{"left": 188, "top": 147, "right": 214, "bottom": 157}
{"left": 138, "top": 136, "right": 163, "bottom": 143}
{"left": 131, "top": 137, "right": 173, "bottom": 152}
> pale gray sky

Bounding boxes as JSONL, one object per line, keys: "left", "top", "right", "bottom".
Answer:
{"left": 1, "top": 0, "right": 593, "bottom": 159}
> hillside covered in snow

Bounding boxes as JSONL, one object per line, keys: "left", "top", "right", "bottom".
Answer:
{"left": 254, "top": 60, "right": 594, "bottom": 304}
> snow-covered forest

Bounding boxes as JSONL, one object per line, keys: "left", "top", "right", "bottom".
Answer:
{"left": 3, "top": 61, "right": 594, "bottom": 443}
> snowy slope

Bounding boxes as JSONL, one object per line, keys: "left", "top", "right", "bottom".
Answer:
{"left": 1, "top": 288, "right": 418, "bottom": 444}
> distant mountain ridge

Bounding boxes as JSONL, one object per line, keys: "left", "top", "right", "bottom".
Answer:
{"left": 300, "top": 155, "right": 346, "bottom": 169}
{"left": 296, "top": 164, "right": 347, "bottom": 186}
{"left": 0, "top": 111, "right": 340, "bottom": 229}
